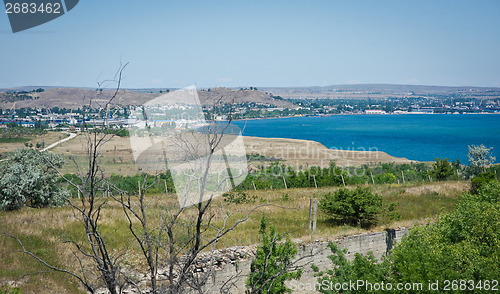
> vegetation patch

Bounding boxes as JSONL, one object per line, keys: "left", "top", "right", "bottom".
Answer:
{"left": 0, "top": 137, "right": 30, "bottom": 144}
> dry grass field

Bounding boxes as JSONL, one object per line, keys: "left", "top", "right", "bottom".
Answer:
{"left": 0, "top": 131, "right": 64, "bottom": 157}
{"left": 0, "top": 130, "right": 461, "bottom": 293}
{"left": 49, "top": 132, "right": 413, "bottom": 176}
{"left": 0, "top": 180, "right": 469, "bottom": 293}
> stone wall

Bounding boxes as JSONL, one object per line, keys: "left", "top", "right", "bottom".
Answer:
{"left": 204, "top": 228, "right": 409, "bottom": 293}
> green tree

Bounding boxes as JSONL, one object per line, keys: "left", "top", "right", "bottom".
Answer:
{"left": 317, "top": 181, "right": 500, "bottom": 293}
{"left": 320, "top": 187, "right": 383, "bottom": 228}
{"left": 247, "top": 218, "right": 302, "bottom": 294}
{"left": 429, "top": 158, "right": 456, "bottom": 181}
{"left": 0, "top": 148, "right": 66, "bottom": 210}
{"left": 387, "top": 181, "right": 500, "bottom": 292}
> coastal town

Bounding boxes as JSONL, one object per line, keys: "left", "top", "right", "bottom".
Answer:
{"left": 1, "top": 86, "right": 499, "bottom": 129}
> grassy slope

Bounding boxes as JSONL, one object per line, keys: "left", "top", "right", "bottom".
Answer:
{"left": 0, "top": 181, "right": 468, "bottom": 293}
{"left": 0, "top": 132, "right": 64, "bottom": 157}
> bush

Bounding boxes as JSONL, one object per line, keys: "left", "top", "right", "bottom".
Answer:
{"left": 470, "top": 172, "right": 496, "bottom": 194}
{"left": 389, "top": 180, "right": 500, "bottom": 286}
{"left": 320, "top": 187, "right": 383, "bottom": 228}
{"left": 0, "top": 148, "right": 66, "bottom": 210}
{"left": 467, "top": 144, "right": 496, "bottom": 177}
{"left": 317, "top": 180, "right": 500, "bottom": 292}
{"left": 314, "top": 242, "right": 387, "bottom": 294}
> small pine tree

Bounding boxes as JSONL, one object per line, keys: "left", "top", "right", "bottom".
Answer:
{"left": 247, "top": 218, "right": 302, "bottom": 294}
{"left": 429, "top": 158, "right": 456, "bottom": 181}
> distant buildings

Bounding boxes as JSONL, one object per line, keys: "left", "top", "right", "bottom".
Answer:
{"left": 365, "top": 109, "right": 387, "bottom": 114}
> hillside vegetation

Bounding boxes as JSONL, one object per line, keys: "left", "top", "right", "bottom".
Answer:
{"left": 0, "top": 181, "right": 468, "bottom": 293}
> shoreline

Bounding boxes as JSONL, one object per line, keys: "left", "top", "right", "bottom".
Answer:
{"left": 232, "top": 111, "right": 500, "bottom": 122}
{"left": 242, "top": 135, "right": 415, "bottom": 167}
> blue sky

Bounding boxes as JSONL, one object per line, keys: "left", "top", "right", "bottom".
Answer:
{"left": 1, "top": 0, "right": 500, "bottom": 88}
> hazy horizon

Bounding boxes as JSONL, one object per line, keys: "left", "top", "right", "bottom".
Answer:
{"left": 3, "top": 83, "right": 500, "bottom": 92}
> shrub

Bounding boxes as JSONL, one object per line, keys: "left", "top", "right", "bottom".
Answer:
{"left": 223, "top": 191, "right": 256, "bottom": 204}
{"left": 317, "top": 180, "right": 500, "bottom": 291}
{"left": 0, "top": 148, "right": 66, "bottom": 210}
{"left": 314, "top": 242, "right": 387, "bottom": 294}
{"left": 470, "top": 172, "right": 496, "bottom": 194}
{"left": 247, "top": 218, "right": 301, "bottom": 293}
{"left": 467, "top": 144, "right": 496, "bottom": 176}
{"left": 389, "top": 179, "right": 500, "bottom": 285}
{"left": 320, "top": 187, "right": 383, "bottom": 228}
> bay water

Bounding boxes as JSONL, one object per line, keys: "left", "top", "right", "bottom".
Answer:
{"left": 233, "top": 114, "right": 500, "bottom": 163}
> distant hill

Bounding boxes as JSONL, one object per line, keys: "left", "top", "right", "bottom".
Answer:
{"left": 197, "top": 87, "right": 293, "bottom": 107}
{"left": 3, "top": 84, "right": 499, "bottom": 108}
{"left": 0, "top": 87, "right": 294, "bottom": 109}
{"left": 0, "top": 86, "right": 81, "bottom": 92}
{"left": 261, "top": 84, "right": 500, "bottom": 100}
{"left": 262, "top": 84, "right": 500, "bottom": 93}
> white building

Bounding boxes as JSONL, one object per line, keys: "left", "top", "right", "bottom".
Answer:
{"left": 365, "top": 109, "right": 387, "bottom": 114}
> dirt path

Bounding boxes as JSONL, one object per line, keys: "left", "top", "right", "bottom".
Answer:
{"left": 41, "top": 132, "right": 77, "bottom": 152}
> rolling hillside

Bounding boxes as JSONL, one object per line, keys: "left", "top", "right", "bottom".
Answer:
{"left": 0, "top": 87, "right": 294, "bottom": 109}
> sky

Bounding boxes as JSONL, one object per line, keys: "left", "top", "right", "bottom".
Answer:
{"left": 1, "top": 0, "right": 500, "bottom": 89}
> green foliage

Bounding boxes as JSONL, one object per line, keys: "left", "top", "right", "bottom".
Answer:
{"left": 472, "top": 180, "right": 500, "bottom": 203}
{"left": 429, "top": 158, "right": 457, "bottom": 181}
{"left": 114, "top": 129, "right": 129, "bottom": 137}
{"left": 320, "top": 187, "right": 383, "bottom": 228}
{"left": 238, "top": 162, "right": 434, "bottom": 192}
{"left": 316, "top": 181, "right": 499, "bottom": 293}
{"left": 0, "top": 137, "right": 30, "bottom": 143}
{"left": 0, "top": 126, "right": 46, "bottom": 137}
{"left": 388, "top": 180, "right": 500, "bottom": 292}
{"left": 247, "top": 218, "right": 302, "bottom": 294}
{"left": 470, "top": 172, "right": 496, "bottom": 194}
{"left": 314, "top": 243, "right": 387, "bottom": 294}
{"left": 0, "top": 285, "right": 21, "bottom": 294}
{"left": 0, "top": 148, "right": 66, "bottom": 210}
{"left": 246, "top": 153, "right": 280, "bottom": 162}
{"left": 108, "top": 172, "right": 175, "bottom": 195}
{"left": 374, "top": 172, "right": 397, "bottom": 184}
{"left": 259, "top": 162, "right": 344, "bottom": 189}
{"left": 223, "top": 191, "right": 256, "bottom": 204}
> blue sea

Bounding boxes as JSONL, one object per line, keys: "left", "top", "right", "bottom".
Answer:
{"left": 232, "top": 114, "right": 500, "bottom": 163}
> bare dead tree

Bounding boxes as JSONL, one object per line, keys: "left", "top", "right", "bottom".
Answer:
{"left": 2, "top": 64, "right": 130, "bottom": 294}
{"left": 110, "top": 96, "right": 277, "bottom": 293}
{"left": 3, "top": 76, "right": 306, "bottom": 294}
